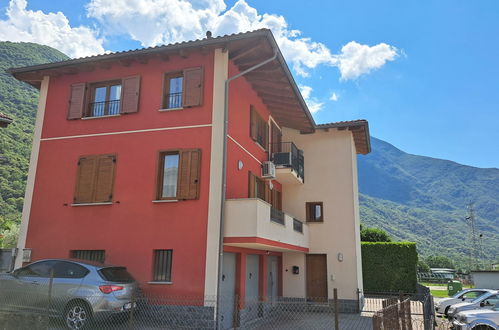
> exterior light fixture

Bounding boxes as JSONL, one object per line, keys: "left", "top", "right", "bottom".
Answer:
{"left": 337, "top": 253, "right": 344, "bottom": 262}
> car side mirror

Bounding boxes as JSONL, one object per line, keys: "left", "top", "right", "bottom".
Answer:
{"left": 480, "top": 302, "right": 485, "bottom": 307}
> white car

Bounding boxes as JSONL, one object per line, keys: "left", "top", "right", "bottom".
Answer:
{"left": 448, "top": 290, "right": 499, "bottom": 320}
{"left": 452, "top": 303, "right": 499, "bottom": 330}
{"left": 436, "top": 289, "right": 493, "bottom": 316}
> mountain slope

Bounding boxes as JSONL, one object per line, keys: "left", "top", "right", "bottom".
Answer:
{"left": 0, "top": 42, "right": 68, "bottom": 223}
{"left": 358, "top": 137, "right": 499, "bottom": 266}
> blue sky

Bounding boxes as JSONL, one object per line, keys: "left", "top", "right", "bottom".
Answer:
{"left": 1, "top": 0, "right": 498, "bottom": 168}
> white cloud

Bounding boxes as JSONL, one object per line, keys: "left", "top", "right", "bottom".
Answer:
{"left": 336, "top": 41, "right": 398, "bottom": 80}
{"left": 299, "top": 85, "right": 323, "bottom": 113}
{"left": 329, "top": 92, "right": 339, "bottom": 101}
{"left": 86, "top": 0, "right": 398, "bottom": 79}
{"left": 0, "top": 0, "right": 105, "bottom": 58}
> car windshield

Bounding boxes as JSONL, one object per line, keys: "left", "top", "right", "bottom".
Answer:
{"left": 98, "top": 267, "right": 135, "bottom": 283}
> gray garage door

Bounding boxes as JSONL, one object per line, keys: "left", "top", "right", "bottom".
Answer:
{"left": 245, "top": 254, "right": 260, "bottom": 320}
{"left": 267, "top": 256, "right": 278, "bottom": 304}
{"left": 220, "top": 252, "right": 236, "bottom": 330}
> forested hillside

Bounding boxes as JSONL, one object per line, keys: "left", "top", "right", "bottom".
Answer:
{"left": 0, "top": 42, "right": 68, "bottom": 245}
{"left": 358, "top": 137, "right": 499, "bottom": 268}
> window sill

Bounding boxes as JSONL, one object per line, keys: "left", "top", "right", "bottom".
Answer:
{"left": 71, "top": 202, "right": 113, "bottom": 207}
{"left": 81, "top": 114, "right": 121, "bottom": 120}
{"left": 152, "top": 200, "right": 178, "bottom": 203}
{"left": 159, "top": 107, "right": 183, "bottom": 112}
{"left": 306, "top": 221, "right": 324, "bottom": 224}
{"left": 147, "top": 281, "right": 172, "bottom": 285}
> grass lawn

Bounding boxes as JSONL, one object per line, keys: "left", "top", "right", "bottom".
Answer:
{"left": 431, "top": 290, "right": 450, "bottom": 298}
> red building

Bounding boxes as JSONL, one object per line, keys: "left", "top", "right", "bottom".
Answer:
{"left": 12, "top": 29, "right": 370, "bottom": 328}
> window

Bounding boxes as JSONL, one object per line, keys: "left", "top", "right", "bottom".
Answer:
{"left": 74, "top": 154, "right": 116, "bottom": 204}
{"left": 162, "top": 67, "right": 204, "bottom": 109}
{"left": 152, "top": 250, "right": 173, "bottom": 282}
{"left": 52, "top": 261, "right": 89, "bottom": 279}
{"left": 99, "top": 267, "right": 135, "bottom": 283}
{"left": 306, "top": 202, "right": 324, "bottom": 222}
{"left": 71, "top": 250, "right": 106, "bottom": 263}
{"left": 248, "top": 172, "right": 269, "bottom": 202}
{"left": 157, "top": 149, "right": 201, "bottom": 200}
{"left": 88, "top": 80, "right": 122, "bottom": 117}
{"left": 250, "top": 106, "right": 269, "bottom": 150}
{"left": 67, "top": 75, "right": 140, "bottom": 120}
{"left": 15, "top": 260, "right": 55, "bottom": 277}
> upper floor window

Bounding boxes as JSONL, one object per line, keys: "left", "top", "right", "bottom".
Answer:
{"left": 68, "top": 75, "right": 140, "bottom": 120}
{"left": 89, "top": 81, "right": 122, "bottom": 117}
{"left": 162, "top": 67, "right": 204, "bottom": 110}
{"left": 250, "top": 105, "right": 269, "bottom": 150}
{"left": 73, "top": 154, "right": 116, "bottom": 204}
{"left": 157, "top": 149, "right": 201, "bottom": 200}
{"left": 248, "top": 172, "right": 268, "bottom": 201}
{"left": 306, "top": 202, "right": 324, "bottom": 222}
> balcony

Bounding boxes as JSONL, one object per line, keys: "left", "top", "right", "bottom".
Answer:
{"left": 271, "top": 142, "right": 304, "bottom": 184}
{"left": 224, "top": 198, "right": 309, "bottom": 252}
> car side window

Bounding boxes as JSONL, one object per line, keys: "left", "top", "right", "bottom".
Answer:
{"left": 483, "top": 295, "right": 499, "bottom": 306}
{"left": 52, "top": 261, "right": 89, "bottom": 279}
{"left": 16, "top": 261, "right": 55, "bottom": 277}
{"left": 462, "top": 291, "right": 482, "bottom": 299}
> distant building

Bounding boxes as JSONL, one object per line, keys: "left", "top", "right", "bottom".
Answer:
{"left": 431, "top": 268, "right": 456, "bottom": 280}
{"left": 471, "top": 271, "right": 499, "bottom": 289}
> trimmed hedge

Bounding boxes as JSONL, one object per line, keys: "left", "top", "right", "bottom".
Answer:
{"left": 361, "top": 242, "right": 418, "bottom": 293}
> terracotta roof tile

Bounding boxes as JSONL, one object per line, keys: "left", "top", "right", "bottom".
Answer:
{"left": 316, "top": 119, "right": 371, "bottom": 155}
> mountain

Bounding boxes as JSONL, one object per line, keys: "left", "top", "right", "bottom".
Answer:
{"left": 0, "top": 42, "right": 68, "bottom": 238}
{"left": 358, "top": 137, "right": 499, "bottom": 268}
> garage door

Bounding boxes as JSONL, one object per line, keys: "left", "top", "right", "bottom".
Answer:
{"left": 267, "top": 256, "right": 278, "bottom": 304}
{"left": 220, "top": 252, "right": 236, "bottom": 330}
{"left": 245, "top": 254, "right": 260, "bottom": 320}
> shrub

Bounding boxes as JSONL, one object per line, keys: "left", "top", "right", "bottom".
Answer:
{"left": 361, "top": 227, "right": 392, "bottom": 242}
{"left": 362, "top": 242, "right": 418, "bottom": 293}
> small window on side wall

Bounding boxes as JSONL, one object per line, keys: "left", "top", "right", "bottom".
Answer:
{"left": 306, "top": 202, "right": 324, "bottom": 222}
{"left": 70, "top": 250, "right": 106, "bottom": 263}
{"left": 157, "top": 149, "right": 201, "bottom": 200}
{"left": 162, "top": 67, "right": 204, "bottom": 110}
{"left": 152, "top": 249, "right": 172, "bottom": 282}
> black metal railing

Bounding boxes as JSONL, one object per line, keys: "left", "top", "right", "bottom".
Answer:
{"left": 270, "top": 207, "right": 285, "bottom": 225}
{"left": 270, "top": 142, "right": 304, "bottom": 181}
{"left": 293, "top": 218, "right": 303, "bottom": 233}
{"left": 165, "top": 92, "right": 183, "bottom": 109}
{"left": 89, "top": 99, "right": 121, "bottom": 117}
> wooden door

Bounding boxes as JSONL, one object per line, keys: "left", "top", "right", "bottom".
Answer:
{"left": 306, "top": 254, "right": 328, "bottom": 302}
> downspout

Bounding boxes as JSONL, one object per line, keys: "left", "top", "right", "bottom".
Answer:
{"left": 215, "top": 48, "right": 277, "bottom": 329}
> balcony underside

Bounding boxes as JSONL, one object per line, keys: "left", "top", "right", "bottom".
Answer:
{"left": 275, "top": 167, "right": 304, "bottom": 185}
{"left": 224, "top": 237, "right": 309, "bottom": 253}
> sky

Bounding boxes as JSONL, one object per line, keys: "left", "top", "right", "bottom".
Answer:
{"left": 0, "top": 0, "right": 498, "bottom": 168}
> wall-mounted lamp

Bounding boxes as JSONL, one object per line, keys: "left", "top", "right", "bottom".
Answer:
{"left": 337, "top": 253, "right": 344, "bottom": 262}
{"left": 237, "top": 160, "right": 244, "bottom": 170}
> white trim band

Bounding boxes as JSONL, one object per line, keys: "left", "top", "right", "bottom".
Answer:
{"left": 227, "top": 135, "right": 262, "bottom": 165}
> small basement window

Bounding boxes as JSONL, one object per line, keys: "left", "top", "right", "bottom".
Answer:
{"left": 70, "top": 250, "right": 106, "bottom": 263}
{"left": 152, "top": 250, "right": 173, "bottom": 282}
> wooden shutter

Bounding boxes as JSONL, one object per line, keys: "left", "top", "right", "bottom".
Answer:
{"left": 177, "top": 149, "right": 201, "bottom": 199}
{"left": 74, "top": 156, "right": 97, "bottom": 203}
{"left": 68, "top": 83, "right": 86, "bottom": 120}
{"left": 248, "top": 172, "right": 256, "bottom": 198}
{"left": 250, "top": 106, "right": 258, "bottom": 141}
{"left": 264, "top": 183, "right": 271, "bottom": 203}
{"left": 121, "top": 75, "right": 141, "bottom": 114}
{"left": 93, "top": 155, "right": 116, "bottom": 202}
{"left": 182, "top": 67, "right": 203, "bottom": 107}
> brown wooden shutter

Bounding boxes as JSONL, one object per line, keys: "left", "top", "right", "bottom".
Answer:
{"left": 264, "top": 183, "right": 271, "bottom": 204}
{"left": 121, "top": 75, "right": 141, "bottom": 114}
{"left": 305, "top": 202, "right": 311, "bottom": 222}
{"left": 74, "top": 156, "right": 97, "bottom": 203}
{"left": 248, "top": 172, "right": 256, "bottom": 198}
{"left": 250, "top": 106, "right": 258, "bottom": 141}
{"left": 177, "top": 149, "right": 201, "bottom": 199}
{"left": 68, "top": 83, "right": 86, "bottom": 120}
{"left": 93, "top": 155, "right": 116, "bottom": 202}
{"left": 182, "top": 67, "right": 203, "bottom": 107}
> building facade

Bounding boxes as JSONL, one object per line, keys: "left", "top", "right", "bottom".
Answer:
{"left": 11, "top": 29, "right": 371, "bottom": 327}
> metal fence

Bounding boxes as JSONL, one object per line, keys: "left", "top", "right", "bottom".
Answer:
{"left": 0, "top": 282, "right": 453, "bottom": 330}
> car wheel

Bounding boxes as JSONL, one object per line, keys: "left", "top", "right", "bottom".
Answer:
{"left": 444, "top": 306, "right": 450, "bottom": 317}
{"left": 472, "top": 326, "right": 494, "bottom": 330}
{"left": 65, "top": 301, "right": 92, "bottom": 330}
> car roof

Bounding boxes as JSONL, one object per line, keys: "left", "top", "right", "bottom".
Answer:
{"left": 27, "top": 258, "right": 123, "bottom": 269}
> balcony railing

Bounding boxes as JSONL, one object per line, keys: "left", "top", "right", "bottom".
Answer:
{"left": 270, "top": 207, "right": 285, "bottom": 225}
{"left": 271, "top": 142, "right": 304, "bottom": 182}
{"left": 293, "top": 218, "right": 303, "bottom": 233}
{"left": 89, "top": 100, "right": 121, "bottom": 117}
{"left": 165, "top": 92, "right": 183, "bottom": 109}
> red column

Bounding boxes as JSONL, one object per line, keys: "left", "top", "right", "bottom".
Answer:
{"left": 259, "top": 254, "right": 268, "bottom": 301}
{"left": 235, "top": 253, "right": 246, "bottom": 308}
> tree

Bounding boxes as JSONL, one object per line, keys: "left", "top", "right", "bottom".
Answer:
{"left": 361, "top": 226, "right": 392, "bottom": 242}
{"left": 417, "top": 258, "right": 431, "bottom": 273}
{"left": 425, "top": 255, "right": 455, "bottom": 269}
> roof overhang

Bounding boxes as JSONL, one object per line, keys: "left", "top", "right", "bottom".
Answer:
{"left": 315, "top": 120, "right": 371, "bottom": 154}
{"left": 9, "top": 29, "right": 315, "bottom": 132}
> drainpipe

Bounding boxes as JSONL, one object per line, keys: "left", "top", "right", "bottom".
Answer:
{"left": 215, "top": 48, "right": 277, "bottom": 330}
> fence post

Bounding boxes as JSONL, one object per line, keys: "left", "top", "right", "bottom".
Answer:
{"left": 333, "top": 288, "right": 339, "bottom": 330}
{"left": 128, "top": 288, "right": 136, "bottom": 329}
{"left": 47, "top": 270, "right": 54, "bottom": 312}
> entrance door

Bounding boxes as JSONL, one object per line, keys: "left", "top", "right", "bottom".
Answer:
{"left": 267, "top": 256, "right": 278, "bottom": 304}
{"left": 306, "top": 254, "right": 328, "bottom": 302}
{"left": 220, "top": 253, "right": 236, "bottom": 330}
{"left": 245, "top": 254, "right": 260, "bottom": 320}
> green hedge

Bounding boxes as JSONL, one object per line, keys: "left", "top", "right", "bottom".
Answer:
{"left": 361, "top": 242, "right": 418, "bottom": 293}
